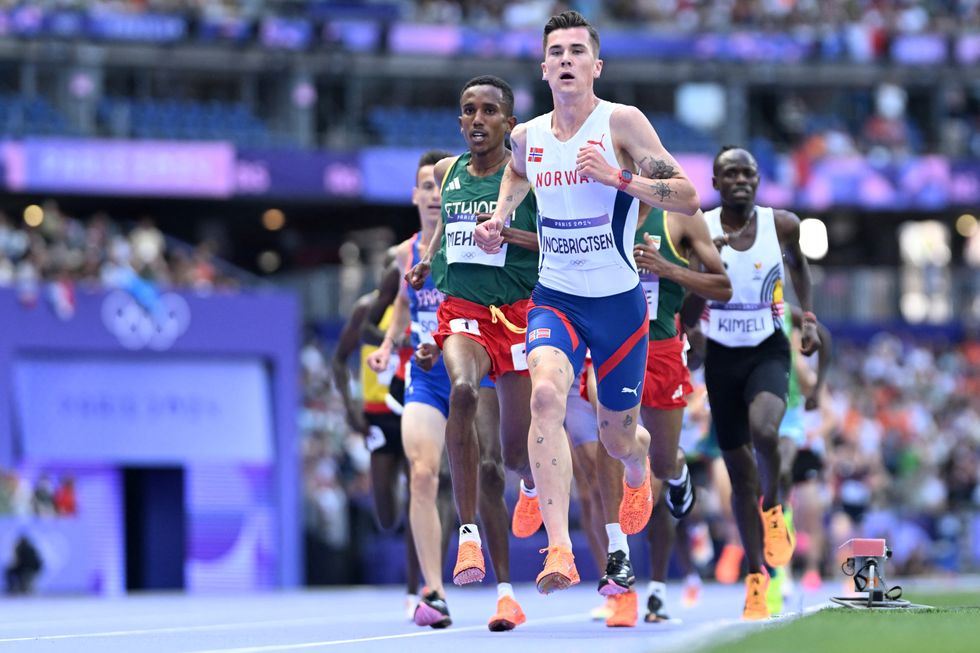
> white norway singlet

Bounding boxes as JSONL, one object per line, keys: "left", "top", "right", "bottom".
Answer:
{"left": 703, "top": 206, "right": 785, "bottom": 347}
{"left": 524, "top": 100, "right": 639, "bottom": 297}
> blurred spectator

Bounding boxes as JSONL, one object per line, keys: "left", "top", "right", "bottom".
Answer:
{"left": 4, "top": 535, "right": 43, "bottom": 595}
{"left": 129, "top": 216, "right": 166, "bottom": 272}
{"left": 31, "top": 474, "right": 56, "bottom": 517}
{"left": 54, "top": 477, "right": 78, "bottom": 516}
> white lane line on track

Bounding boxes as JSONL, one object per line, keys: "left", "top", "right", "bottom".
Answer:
{"left": 181, "top": 613, "right": 594, "bottom": 653}
{"left": 0, "top": 613, "right": 398, "bottom": 643}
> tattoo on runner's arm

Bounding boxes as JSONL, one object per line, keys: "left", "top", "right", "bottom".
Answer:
{"left": 638, "top": 157, "right": 677, "bottom": 179}
{"left": 652, "top": 182, "right": 676, "bottom": 202}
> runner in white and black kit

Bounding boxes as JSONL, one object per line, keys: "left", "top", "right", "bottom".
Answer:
{"left": 700, "top": 146, "right": 820, "bottom": 620}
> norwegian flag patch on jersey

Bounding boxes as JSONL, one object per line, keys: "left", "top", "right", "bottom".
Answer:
{"left": 528, "top": 328, "right": 551, "bottom": 342}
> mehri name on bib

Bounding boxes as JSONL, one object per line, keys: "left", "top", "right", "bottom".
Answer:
{"left": 445, "top": 210, "right": 508, "bottom": 267}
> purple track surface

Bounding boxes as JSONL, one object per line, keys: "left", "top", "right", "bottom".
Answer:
{"left": 0, "top": 581, "right": 833, "bottom": 652}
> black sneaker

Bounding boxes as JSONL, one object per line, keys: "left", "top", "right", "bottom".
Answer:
{"left": 644, "top": 593, "right": 672, "bottom": 623}
{"left": 665, "top": 467, "right": 696, "bottom": 519}
{"left": 414, "top": 590, "right": 452, "bottom": 629}
{"left": 598, "top": 550, "right": 635, "bottom": 596}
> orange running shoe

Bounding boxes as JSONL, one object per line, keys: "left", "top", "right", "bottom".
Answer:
{"left": 535, "top": 545, "right": 580, "bottom": 594}
{"left": 761, "top": 504, "right": 794, "bottom": 568}
{"left": 742, "top": 571, "right": 770, "bottom": 620}
{"left": 714, "top": 543, "right": 744, "bottom": 584}
{"left": 511, "top": 491, "right": 542, "bottom": 538}
{"left": 606, "top": 590, "right": 638, "bottom": 627}
{"left": 453, "top": 540, "right": 486, "bottom": 585}
{"left": 488, "top": 595, "right": 526, "bottom": 632}
{"left": 619, "top": 457, "right": 653, "bottom": 535}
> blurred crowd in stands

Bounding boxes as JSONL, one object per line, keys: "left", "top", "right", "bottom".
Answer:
{"left": 819, "top": 334, "right": 980, "bottom": 575}
{"left": 17, "top": 1, "right": 977, "bottom": 33}
{"left": 411, "top": 0, "right": 980, "bottom": 33}
{"left": 298, "top": 331, "right": 381, "bottom": 584}
{"left": 301, "top": 327, "right": 980, "bottom": 582}
{"left": 0, "top": 202, "right": 236, "bottom": 315}
{"left": 0, "top": 470, "right": 77, "bottom": 517}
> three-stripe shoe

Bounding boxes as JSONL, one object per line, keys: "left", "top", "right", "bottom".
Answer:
{"left": 665, "top": 465, "right": 696, "bottom": 519}
{"left": 598, "top": 550, "right": 635, "bottom": 596}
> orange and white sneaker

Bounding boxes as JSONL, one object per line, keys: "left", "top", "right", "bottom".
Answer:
{"left": 714, "top": 543, "right": 744, "bottom": 584}
{"left": 535, "top": 545, "right": 580, "bottom": 594}
{"left": 742, "top": 571, "right": 770, "bottom": 620}
{"left": 606, "top": 590, "right": 638, "bottom": 627}
{"left": 511, "top": 490, "right": 542, "bottom": 538}
{"left": 453, "top": 540, "right": 486, "bottom": 585}
{"left": 488, "top": 595, "right": 526, "bottom": 632}
{"left": 619, "top": 457, "right": 653, "bottom": 535}
{"left": 761, "top": 504, "right": 795, "bottom": 568}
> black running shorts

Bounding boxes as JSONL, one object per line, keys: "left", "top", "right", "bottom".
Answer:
{"left": 364, "top": 411, "right": 404, "bottom": 457}
{"left": 704, "top": 330, "right": 790, "bottom": 451}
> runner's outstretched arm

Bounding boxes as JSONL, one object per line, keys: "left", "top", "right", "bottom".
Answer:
{"left": 476, "top": 124, "right": 531, "bottom": 254}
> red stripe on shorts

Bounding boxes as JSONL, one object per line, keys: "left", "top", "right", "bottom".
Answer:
{"left": 529, "top": 300, "right": 579, "bottom": 351}
{"left": 596, "top": 320, "right": 647, "bottom": 383}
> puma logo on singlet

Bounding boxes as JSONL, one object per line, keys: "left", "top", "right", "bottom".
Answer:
{"left": 672, "top": 384, "right": 684, "bottom": 400}
{"left": 587, "top": 133, "right": 607, "bottom": 152}
{"left": 621, "top": 380, "right": 641, "bottom": 396}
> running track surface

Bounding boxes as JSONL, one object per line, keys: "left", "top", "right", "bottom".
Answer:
{"left": 0, "top": 581, "right": 837, "bottom": 653}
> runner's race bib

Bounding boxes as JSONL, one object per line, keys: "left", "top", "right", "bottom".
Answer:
{"left": 411, "top": 310, "right": 438, "bottom": 345}
{"left": 641, "top": 271, "right": 659, "bottom": 320}
{"left": 538, "top": 214, "right": 616, "bottom": 270}
{"left": 445, "top": 213, "right": 509, "bottom": 267}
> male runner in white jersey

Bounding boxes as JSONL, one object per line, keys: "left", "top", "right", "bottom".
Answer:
{"left": 700, "top": 145, "right": 821, "bottom": 619}
{"left": 476, "top": 10, "right": 699, "bottom": 595}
